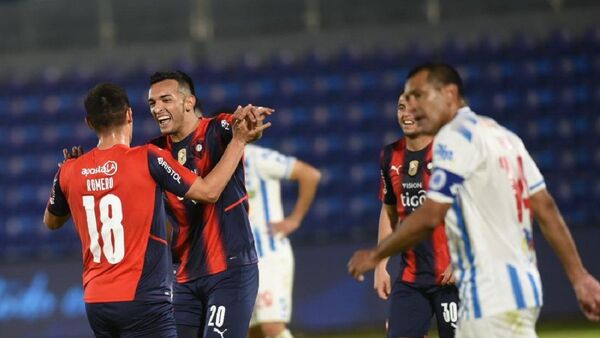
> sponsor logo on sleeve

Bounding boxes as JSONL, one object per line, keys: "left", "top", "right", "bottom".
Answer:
{"left": 221, "top": 119, "right": 230, "bottom": 131}
{"left": 157, "top": 157, "right": 182, "bottom": 183}
{"left": 429, "top": 169, "right": 447, "bottom": 192}
{"left": 435, "top": 144, "right": 454, "bottom": 161}
{"left": 380, "top": 169, "right": 387, "bottom": 194}
{"left": 81, "top": 161, "right": 118, "bottom": 176}
{"left": 49, "top": 178, "right": 57, "bottom": 205}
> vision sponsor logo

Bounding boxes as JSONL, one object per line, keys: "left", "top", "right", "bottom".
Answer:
{"left": 157, "top": 157, "right": 181, "bottom": 183}
{"left": 435, "top": 144, "right": 453, "bottom": 161}
{"left": 402, "top": 182, "right": 423, "bottom": 189}
{"left": 81, "top": 161, "right": 118, "bottom": 176}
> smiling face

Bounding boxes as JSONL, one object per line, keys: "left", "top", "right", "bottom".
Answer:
{"left": 397, "top": 93, "right": 420, "bottom": 137}
{"left": 403, "top": 70, "right": 457, "bottom": 136}
{"left": 148, "top": 79, "right": 195, "bottom": 136}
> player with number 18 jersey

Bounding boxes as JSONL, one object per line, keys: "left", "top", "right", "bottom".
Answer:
{"left": 48, "top": 144, "right": 198, "bottom": 303}
{"left": 47, "top": 143, "right": 199, "bottom": 337}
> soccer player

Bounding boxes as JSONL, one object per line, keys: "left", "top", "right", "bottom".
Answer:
{"left": 245, "top": 144, "right": 321, "bottom": 338}
{"left": 348, "top": 63, "right": 600, "bottom": 337}
{"left": 375, "top": 93, "right": 458, "bottom": 338}
{"left": 43, "top": 83, "right": 265, "bottom": 337}
{"left": 147, "top": 71, "right": 272, "bottom": 338}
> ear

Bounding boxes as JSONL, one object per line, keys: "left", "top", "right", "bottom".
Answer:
{"left": 184, "top": 95, "right": 197, "bottom": 112}
{"left": 84, "top": 117, "right": 94, "bottom": 130}
{"left": 443, "top": 84, "right": 459, "bottom": 102}
{"left": 126, "top": 107, "right": 133, "bottom": 123}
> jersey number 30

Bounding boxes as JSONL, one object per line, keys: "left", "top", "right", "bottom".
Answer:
{"left": 82, "top": 194, "right": 125, "bottom": 264}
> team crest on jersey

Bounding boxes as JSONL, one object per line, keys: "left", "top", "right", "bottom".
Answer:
{"left": 408, "top": 160, "right": 419, "bottom": 176}
{"left": 177, "top": 148, "right": 187, "bottom": 165}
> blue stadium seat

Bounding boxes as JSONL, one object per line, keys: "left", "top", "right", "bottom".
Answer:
{"left": 3, "top": 27, "right": 600, "bottom": 253}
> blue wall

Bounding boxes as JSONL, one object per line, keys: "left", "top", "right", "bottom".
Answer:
{"left": 1, "top": 227, "right": 598, "bottom": 337}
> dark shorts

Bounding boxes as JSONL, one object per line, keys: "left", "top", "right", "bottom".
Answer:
{"left": 173, "top": 263, "right": 259, "bottom": 338}
{"left": 85, "top": 300, "right": 176, "bottom": 338}
{"left": 388, "top": 280, "right": 459, "bottom": 338}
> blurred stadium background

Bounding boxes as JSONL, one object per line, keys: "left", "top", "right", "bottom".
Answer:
{"left": 1, "top": 0, "right": 599, "bottom": 337}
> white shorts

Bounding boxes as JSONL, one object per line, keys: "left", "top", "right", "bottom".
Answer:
{"left": 456, "top": 307, "right": 540, "bottom": 338}
{"left": 249, "top": 241, "right": 294, "bottom": 326}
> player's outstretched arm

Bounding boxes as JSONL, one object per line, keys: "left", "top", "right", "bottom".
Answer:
{"left": 185, "top": 106, "right": 271, "bottom": 202}
{"left": 530, "top": 188, "right": 600, "bottom": 321}
{"left": 271, "top": 160, "right": 321, "bottom": 237}
{"left": 373, "top": 204, "right": 397, "bottom": 299}
{"left": 348, "top": 198, "right": 450, "bottom": 281}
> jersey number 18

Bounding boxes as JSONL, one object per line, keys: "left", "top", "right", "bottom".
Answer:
{"left": 82, "top": 194, "right": 125, "bottom": 264}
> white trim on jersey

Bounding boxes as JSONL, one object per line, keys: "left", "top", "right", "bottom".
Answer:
{"left": 427, "top": 107, "right": 545, "bottom": 319}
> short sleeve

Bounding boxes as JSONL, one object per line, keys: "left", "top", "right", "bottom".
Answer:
{"left": 519, "top": 143, "right": 546, "bottom": 195}
{"left": 215, "top": 113, "right": 234, "bottom": 144}
{"left": 252, "top": 146, "right": 296, "bottom": 180}
{"left": 47, "top": 168, "right": 70, "bottom": 217}
{"left": 378, "top": 148, "right": 396, "bottom": 205}
{"left": 427, "top": 126, "right": 482, "bottom": 203}
{"left": 147, "top": 145, "right": 198, "bottom": 197}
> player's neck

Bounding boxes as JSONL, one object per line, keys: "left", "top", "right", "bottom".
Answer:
{"left": 97, "top": 129, "right": 131, "bottom": 150}
{"left": 405, "top": 134, "right": 432, "bottom": 152}
{"left": 170, "top": 114, "right": 201, "bottom": 143}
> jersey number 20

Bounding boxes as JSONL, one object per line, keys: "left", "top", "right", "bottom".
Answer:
{"left": 82, "top": 194, "right": 125, "bottom": 264}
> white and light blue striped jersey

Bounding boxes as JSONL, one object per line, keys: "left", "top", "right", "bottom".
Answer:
{"left": 428, "top": 107, "right": 546, "bottom": 320}
{"left": 244, "top": 144, "right": 297, "bottom": 257}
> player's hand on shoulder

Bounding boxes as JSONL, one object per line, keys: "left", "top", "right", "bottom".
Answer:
{"left": 440, "top": 264, "right": 456, "bottom": 285}
{"left": 374, "top": 265, "right": 391, "bottom": 300}
{"left": 270, "top": 217, "right": 300, "bottom": 237}
{"left": 59, "top": 146, "right": 84, "bottom": 167}
{"left": 573, "top": 272, "right": 600, "bottom": 321}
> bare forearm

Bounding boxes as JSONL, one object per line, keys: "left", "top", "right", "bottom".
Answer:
{"left": 192, "top": 139, "right": 245, "bottom": 201}
{"left": 533, "top": 191, "right": 587, "bottom": 283}
{"left": 288, "top": 163, "right": 321, "bottom": 222}
{"left": 376, "top": 205, "right": 395, "bottom": 269}
{"left": 375, "top": 212, "right": 432, "bottom": 260}
{"left": 374, "top": 199, "right": 448, "bottom": 260}
{"left": 44, "top": 209, "right": 69, "bottom": 230}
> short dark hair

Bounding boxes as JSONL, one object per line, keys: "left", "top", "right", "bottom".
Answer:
{"left": 84, "top": 83, "right": 130, "bottom": 133}
{"left": 407, "top": 63, "right": 465, "bottom": 98}
{"left": 149, "top": 70, "right": 202, "bottom": 112}
{"left": 150, "top": 70, "right": 196, "bottom": 97}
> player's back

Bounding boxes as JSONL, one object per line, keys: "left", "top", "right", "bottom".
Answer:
{"left": 431, "top": 108, "right": 545, "bottom": 319}
{"left": 58, "top": 144, "right": 172, "bottom": 303}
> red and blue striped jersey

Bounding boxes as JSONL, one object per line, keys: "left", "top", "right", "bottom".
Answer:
{"left": 150, "top": 114, "right": 257, "bottom": 283}
{"left": 47, "top": 144, "right": 198, "bottom": 303}
{"left": 379, "top": 139, "right": 451, "bottom": 285}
